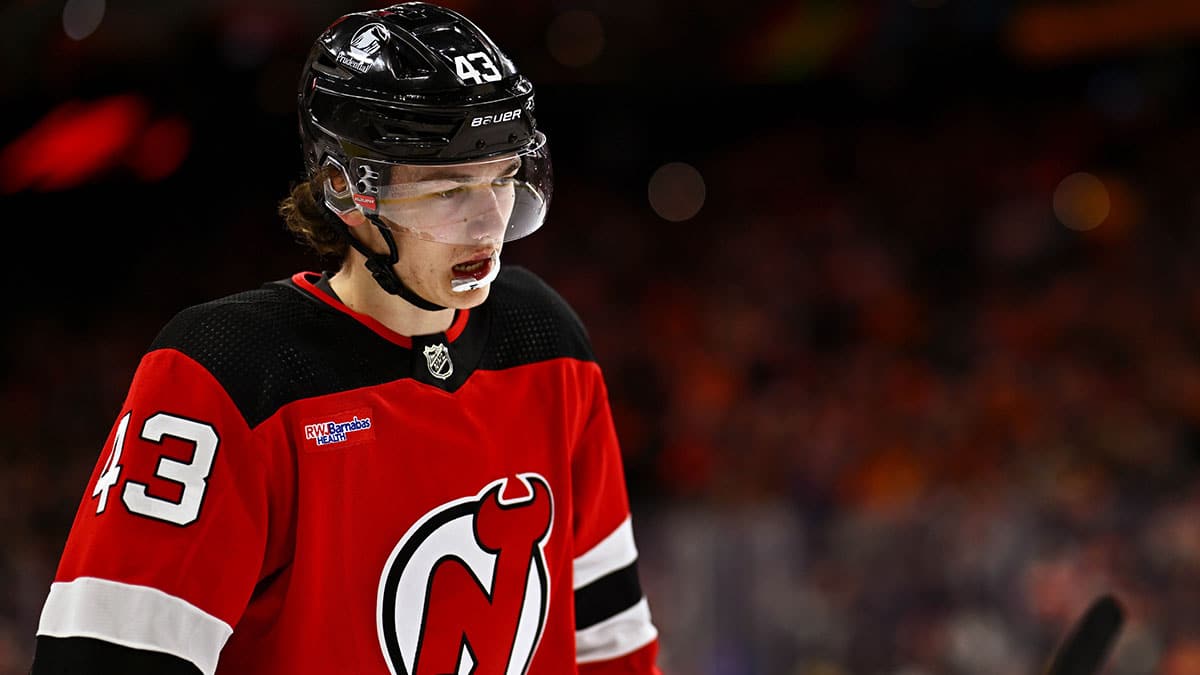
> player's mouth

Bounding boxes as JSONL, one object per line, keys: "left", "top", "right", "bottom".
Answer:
{"left": 451, "top": 254, "right": 494, "bottom": 281}
{"left": 450, "top": 250, "right": 501, "bottom": 293}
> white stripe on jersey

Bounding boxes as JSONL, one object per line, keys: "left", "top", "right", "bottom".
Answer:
{"left": 37, "top": 576, "right": 232, "bottom": 675}
{"left": 575, "top": 597, "right": 658, "bottom": 663}
{"left": 573, "top": 516, "right": 639, "bottom": 589}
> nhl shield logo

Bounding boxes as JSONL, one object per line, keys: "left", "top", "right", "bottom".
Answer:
{"left": 423, "top": 343, "right": 454, "bottom": 380}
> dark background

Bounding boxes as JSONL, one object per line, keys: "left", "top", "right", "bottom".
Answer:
{"left": 3, "top": 1, "right": 1200, "bottom": 673}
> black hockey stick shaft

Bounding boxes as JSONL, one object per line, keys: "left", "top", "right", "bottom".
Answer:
{"left": 1042, "top": 594, "right": 1125, "bottom": 675}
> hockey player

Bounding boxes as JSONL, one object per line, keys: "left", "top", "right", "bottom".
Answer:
{"left": 30, "top": 3, "right": 663, "bottom": 674}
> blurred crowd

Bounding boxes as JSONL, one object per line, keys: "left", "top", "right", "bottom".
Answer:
{"left": 3, "top": 76, "right": 1200, "bottom": 675}
{"left": 524, "top": 86, "right": 1200, "bottom": 675}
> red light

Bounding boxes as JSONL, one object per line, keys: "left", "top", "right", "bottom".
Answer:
{"left": 0, "top": 95, "right": 148, "bottom": 193}
{"left": 129, "top": 116, "right": 191, "bottom": 182}
{"left": 0, "top": 94, "right": 193, "bottom": 192}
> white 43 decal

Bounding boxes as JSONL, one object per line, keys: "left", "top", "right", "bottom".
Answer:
{"left": 93, "top": 411, "right": 219, "bottom": 526}
{"left": 454, "top": 51, "right": 502, "bottom": 85}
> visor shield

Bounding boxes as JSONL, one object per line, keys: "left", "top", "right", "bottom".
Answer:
{"left": 353, "top": 133, "right": 551, "bottom": 247}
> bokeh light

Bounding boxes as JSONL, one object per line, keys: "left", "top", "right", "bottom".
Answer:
{"left": 545, "top": 9, "right": 604, "bottom": 68}
{"left": 1053, "top": 172, "right": 1110, "bottom": 231}
{"left": 0, "top": 95, "right": 148, "bottom": 193}
{"left": 62, "top": 0, "right": 105, "bottom": 41}
{"left": 128, "top": 116, "right": 191, "bottom": 182}
{"left": 647, "top": 162, "right": 706, "bottom": 223}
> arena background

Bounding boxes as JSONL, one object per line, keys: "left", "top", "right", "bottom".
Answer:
{"left": 3, "top": 1, "right": 1200, "bottom": 673}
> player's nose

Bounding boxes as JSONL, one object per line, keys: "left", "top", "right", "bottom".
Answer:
{"left": 464, "top": 188, "right": 509, "bottom": 240}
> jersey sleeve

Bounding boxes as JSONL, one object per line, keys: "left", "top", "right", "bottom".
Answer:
{"left": 34, "top": 347, "right": 293, "bottom": 675}
{"left": 571, "top": 361, "right": 663, "bottom": 675}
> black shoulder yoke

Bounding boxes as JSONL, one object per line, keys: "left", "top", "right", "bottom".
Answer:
{"left": 146, "top": 266, "right": 595, "bottom": 428}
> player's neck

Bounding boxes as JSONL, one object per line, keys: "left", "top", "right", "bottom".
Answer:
{"left": 328, "top": 265, "right": 455, "bottom": 337}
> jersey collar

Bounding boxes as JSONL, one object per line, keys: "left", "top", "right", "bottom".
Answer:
{"left": 291, "top": 271, "right": 470, "bottom": 349}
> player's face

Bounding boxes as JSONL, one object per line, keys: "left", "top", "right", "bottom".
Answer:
{"left": 378, "top": 159, "right": 516, "bottom": 308}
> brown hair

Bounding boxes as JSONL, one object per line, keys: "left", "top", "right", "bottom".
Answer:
{"left": 278, "top": 166, "right": 350, "bottom": 262}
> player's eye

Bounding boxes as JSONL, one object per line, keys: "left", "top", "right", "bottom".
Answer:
{"left": 436, "top": 186, "right": 468, "bottom": 199}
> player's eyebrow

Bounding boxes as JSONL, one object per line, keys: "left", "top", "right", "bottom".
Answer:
{"left": 411, "top": 157, "right": 521, "bottom": 182}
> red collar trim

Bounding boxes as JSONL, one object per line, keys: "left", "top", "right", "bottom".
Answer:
{"left": 291, "top": 271, "right": 470, "bottom": 348}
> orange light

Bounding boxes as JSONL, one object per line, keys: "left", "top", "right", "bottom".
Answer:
{"left": 1008, "top": 0, "right": 1200, "bottom": 63}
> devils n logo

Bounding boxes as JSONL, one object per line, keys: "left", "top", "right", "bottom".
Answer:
{"left": 377, "top": 474, "right": 554, "bottom": 675}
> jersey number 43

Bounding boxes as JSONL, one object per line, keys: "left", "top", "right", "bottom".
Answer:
{"left": 92, "top": 411, "right": 219, "bottom": 527}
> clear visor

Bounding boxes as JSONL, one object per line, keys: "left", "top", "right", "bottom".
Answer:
{"left": 329, "top": 132, "right": 551, "bottom": 247}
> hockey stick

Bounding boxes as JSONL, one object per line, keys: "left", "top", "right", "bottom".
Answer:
{"left": 1040, "top": 593, "right": 1125, "bottom": 675}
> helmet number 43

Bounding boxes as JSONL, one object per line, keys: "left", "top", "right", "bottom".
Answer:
{"left": 455, "top": 51, "right": 503, "bottom": 85}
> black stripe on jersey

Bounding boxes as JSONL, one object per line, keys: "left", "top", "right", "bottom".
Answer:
{"left": 31, "top": 636, "right": 203, "bottom": 675}
{"left": 573, "top": 562, "right": 644, "bottom": 630}
{"left": 147, "top": 266, "right": 594, "bottom": 428}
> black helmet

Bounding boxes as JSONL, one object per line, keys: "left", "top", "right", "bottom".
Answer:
{"left": 300, "top": 2, "right": 541, "bottom": 168}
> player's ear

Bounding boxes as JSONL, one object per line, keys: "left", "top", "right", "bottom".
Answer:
{"left": 339, "top": 208, "right": 368, "bottom": 228}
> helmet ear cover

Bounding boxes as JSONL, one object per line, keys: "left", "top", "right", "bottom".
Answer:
{"left": 321, "top": 157, "right": 357, "bottom": 216}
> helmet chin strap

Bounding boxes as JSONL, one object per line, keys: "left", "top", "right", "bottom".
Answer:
{"left": 322, "top": 207, "right": 447, "bottom": 312}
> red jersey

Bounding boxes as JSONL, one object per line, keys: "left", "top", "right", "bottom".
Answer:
{"left": 34, "top": 267, "right": 662, "bottom": 675}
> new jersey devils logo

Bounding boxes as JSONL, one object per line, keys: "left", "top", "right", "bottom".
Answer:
{"left": 377, "top": 474, "right": 554, "bottom": 675}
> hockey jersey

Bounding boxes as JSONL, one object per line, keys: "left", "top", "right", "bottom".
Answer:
{"left": 34, "top": 266, "right": 662, "bottom": 675}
